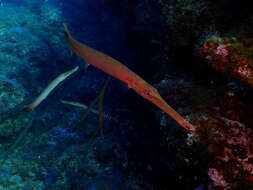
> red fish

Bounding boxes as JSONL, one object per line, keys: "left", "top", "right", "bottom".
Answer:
{"left": 63, "top": 24, "right": 196, "bottom": 132}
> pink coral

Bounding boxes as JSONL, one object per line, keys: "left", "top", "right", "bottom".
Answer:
{"left": 236, "top": 65, "right": 251, "bottom": 77}
{"left": 215, "top": 44, "right": 229, "bottom": 57}
{"left": 208, "top": 168, "right": 228, "bottom": 187}
{"left": 194, "top": 115, "right": 253, "bottom": 189}
{"left": 199, "top": 37, "right": 253, "bottom": 88}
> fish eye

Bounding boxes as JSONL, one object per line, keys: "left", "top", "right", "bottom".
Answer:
{"left": 145, "top": 90, "right": 151, "bottom": 96}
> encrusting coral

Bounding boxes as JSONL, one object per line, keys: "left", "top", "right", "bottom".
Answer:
{"left": 155, "top": 77, "right": 253, "bottom": 189}
{"left": 194, "top": 115, "right": 253, "bottom": 189}
{"left": 199, "top": 36, "right": 253, "bottom": 88}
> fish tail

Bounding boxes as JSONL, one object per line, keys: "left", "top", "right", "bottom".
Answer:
{"left": 63, "top": 24, "right": 75, "bottom": 55}
{"left": 63, "top": 23, "right": 71, "bottom": 38}
{"left": 22, "top": 106, "right": 32, "bottom": 112}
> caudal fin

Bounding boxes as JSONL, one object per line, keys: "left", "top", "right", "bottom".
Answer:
{"left": 63, "top": 24, "right": 71, "bottom": 38}
{"left": 22, "top": 106, "right": 33, "bottom": 112}
{"left": 63, "top": 24, "right": 75, "bottom": 55}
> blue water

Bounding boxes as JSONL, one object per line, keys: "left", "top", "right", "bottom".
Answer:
{"left": 1, "top": 0, "right": 209, "bottom": 189}
{"left": 0, "top": 1, "right": 145, "bottom": 189}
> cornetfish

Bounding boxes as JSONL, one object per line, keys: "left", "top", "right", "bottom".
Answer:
{"left": 23, "top": 66, "right": 79, "bottom": 111}
{"left": 63, "top": 24, "right": 195, "bottom": 132}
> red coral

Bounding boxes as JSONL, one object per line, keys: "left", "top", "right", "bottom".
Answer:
{"left": 208, "top": 168, "right": 228, "bottom": 187}
{"left": 198, "top": 37, "right": 253, "bottom": 88}
{"left": 194, "top": 115, "right": 253, "bottom": 189}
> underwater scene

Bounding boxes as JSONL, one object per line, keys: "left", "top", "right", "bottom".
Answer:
{"left": 0, "top": 0, "right": 253, "bottom": 189}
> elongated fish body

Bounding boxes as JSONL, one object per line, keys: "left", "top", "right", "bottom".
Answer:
{"left": 64, "top": 26, "right": 142, "bottom": 88}
{"left": 63, "top": 24, "right": 195, "bottom": 132}
{"left": 23, "top": 66, "right": 79, "bottom": 111}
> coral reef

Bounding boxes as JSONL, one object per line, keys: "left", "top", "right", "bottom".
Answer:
{"left": 0, "top": 77, "right": 26, "bottom": 113}
{"left": 199, "top": 36, "right": 253, "bottom": 88}
{"left": 1, "top": 1, "right": 253, "bottom": 190}
{"left": 0, "top": 2, "right": 153, "bottom": 189}
{"left": 155, "top": 77, "right": 253, "bottom": 189}
{"left": 158, "top": 0, "right": 216, "bottom": 46}
{"left": 194, "top": 116, "right": 253, "bottom": 189}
